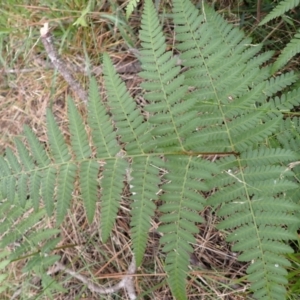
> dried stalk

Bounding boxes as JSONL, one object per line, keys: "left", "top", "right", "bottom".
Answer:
{"left": 40, "top": 23, "right": 88, "bottom": 104}
{"left": 48, "top": 257, "right": 137, "bottom": 299}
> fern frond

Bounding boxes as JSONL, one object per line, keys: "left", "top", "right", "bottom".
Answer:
{"left": 5, "top": 148, "right": 21, "bottom": 173}
{"left": 158, "top": 156, "right": 216, "bottom": 300}
{"left": 207, "top": 149, "right": 299, "bottom": 299}
{"left": 56, "top": 163, "right": 77, "bottom": 224}
{"left": 0, "top": 203, "right": 46, "bottom": 248}
{"left": 139, "top": 0, "right": 193, "bottom": 152}
{"left": 24, "top": 126, "right": 51, "bottom": 167}
{"left": 171, "top": 1, "right": 283, "bottom": 155}
{"left": 41, "top": 166, "right": 56, "bottom": 216}
{"left": 88, "top": 76, "right": 120, "bottom": 157}
{"left": 1, "top": 0, "right": 300, "bottom": 298}
{"left": 103, "top": 53, "right": 151, "bottom": 154}
{"left": 239, "top": 148, "right": 299, "bottom": 166}
{"left": 0, "top": 250, "right": 11, "bottom": 294}
{"left": 100, "top": 158, "right": 128, "bottom": 242}
{"left": 125, "top": 0, "right": 141, "bottom": 19}
{"left": 275, "top": 117, "right": 300, "bottom": 151}
{"left": 263, "top": 71, "right": 298, "bottom": 96}
{"left": 14, "top": 138, "right": 35, "bottom": 171}
{"left": 14, "top": 229, "right": 60, "bottom": 262}
{"left": 29, "top": 170, "right": 42, "bottom": 211}
{"left": 0, "top": 157, "right": 15, "bottom": 203}
{"left": 232, "top": 118, "right": 281, "bottom": 151}
{"left": 0, "top": 202, "right": 18, "bottom": 235}
{"left": 41, "top": 273, "right": 67, "bottom": 296}
{"left": 259, "top": 0, "right": 300, "bottom": 25}
{"left": 130, "top": 156, "right": 160, "bottom": 266}
{"left": 46, "top": 110, "right": 71, "bottom": 163}
{"left": 272, "top": 32, "right": 300, "bottom": 73}
{"left": 79, "top": 160, "right": 99, "bottom": 223}
{"left": 17, "top": 172, "right": 28, "bottom": 207}
{"left": 23, "top": 254, "right": 60, "bottom": 273}
{"left": 4, "top": 148, "right": 27, "bottom": 205}
{"left": 270, "top": 117, "right": 300, "bottom": 207}
{"left": 67, "top": 98, "right": 91, "bottom": 159}
{"left": 0, "top": 199, "right": 62, "bottom": 293}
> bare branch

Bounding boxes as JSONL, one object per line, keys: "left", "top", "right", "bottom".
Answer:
{"left": 40, "top": 23, "right": 88, "bottom": 104}
{"left": 49, "top": 256, "right": 137, "bottom": 299}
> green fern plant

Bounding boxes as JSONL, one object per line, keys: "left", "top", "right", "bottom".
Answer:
{"left": 1, "top": 0, "right": 300, "bottom": 299}
{"left": 125, "top": 0, "right": 141, "bottom": 19}
{"left": 259, "top": 0, "right": 300, "bottom": 25}
{"left": 259, "top": 0, "right": 300, "bottom": 74}
{"left": 271, "top": 31, "right": 300, "bottom": 74}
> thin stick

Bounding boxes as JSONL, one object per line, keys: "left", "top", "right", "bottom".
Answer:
{"left": 49, "top": 256, "right": 137, "bottom": 299}
{"left": 40, "top": 23, "right": 88, "bottom": 104}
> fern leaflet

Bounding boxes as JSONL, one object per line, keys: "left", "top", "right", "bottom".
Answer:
{"left": 259, "top": 0, "right": 300, "bottom": 25}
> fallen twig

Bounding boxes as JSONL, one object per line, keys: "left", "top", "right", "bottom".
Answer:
{"left": 40, "top": 23, "right": 88, "bottom": 104}
{"left": 48, "top": 256, "right": 137, "bottom": 299}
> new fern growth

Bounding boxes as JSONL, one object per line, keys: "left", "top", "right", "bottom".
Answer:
{"left": 1, "top": 0, "right": 300, "bottom": 299}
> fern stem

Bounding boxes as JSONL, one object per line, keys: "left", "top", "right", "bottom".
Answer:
{"left": 49, "top": 257, "right": 137, "bottom": 299}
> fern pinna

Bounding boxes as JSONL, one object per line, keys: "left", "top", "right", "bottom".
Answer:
{"left": 0, "top": 0, "right": 300, "bottom": 299}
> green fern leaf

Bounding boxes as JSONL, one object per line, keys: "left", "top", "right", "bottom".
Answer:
{"left": 125, "top": 0, "right": 141, "bottom": 19}
{"left": 259, "top": 0, "right": 300, "bottom": 25}
{"left": 263, "top": 72, "right": 298, "bottom": 96}
{"left": 158, "top": 156, "right": 216, "bottom": 300}
{"left": 270, "top": 117, "right": 300, "bottom": 209}
{"left": 233, "top": 118, "right": 281, "bottom": 151}
{"left": 139, "top": 0, "right": 192, "bottom": 152}
{"left": 67, "top": 98, "right": 91, "bottom": 160}
{"left": 171, "top": 1, "right": 280, "bottom": 155}
{"left": 0, "top": 157, "right": 10, "bottom": 199}
{"left": 0, "top": 204, "right": 45, "bottom": 248}
{"left": 207, "top": 148, "right": 298, "bottom": 299}
{"left": 41, "top": 237, "right": 61, "bottom": 254}
{"left": 270, "top": 88, "right": 300, "bottom": 112}
{"left": 240, "top": 148, "right": 299, "bottom": 166}
{"left": 130, "top": 156, "right": 160, "bottom": 266}
{"left": 17, "top": 172, "right": 28, "bottom": 207}
{"left": 0, "top": 202, "right": 18, "bottom": 236}
{"left": 29, "top": 228, "right": 61, "bottom": 246}
{"left": 41, "top": 166, "right": 56, "bottom": 216}
{"left": 1, "top": 0, "right": 300, "bottom": 299}
{"left": 100, "top": 158, "right": 128, "bottom": 242}
{"left": 0, "top": 155, "right": 18, "bottom": 203}
{"left": 7, "top": 174, "right": 16, "bottom": 203}
{"left": 41, "top": 272, "right": 67, "bottom": 295}
{"left": 272, "top": 32, "right": 300, "bottom": 73}
{"left": 5, "top": 148, "right": 21, "bottom": 173}
{"left": 29, "top": 170, "right": 42, "bottom": 211}
{"left": 56, "top": 163, "right": 77, "bottom": 224}
{"left": 46, "top": 109, "right": 71, "bottom": 163}
{"left": 14, "top": 138, "right": 35, "bottom": 171}
{"left": 79, "top": 160, "right": 99, "bottom": 223}
{"left": 103, "top": 53, "right": 151, "bottom": 154}
{"left": 88, "top": 76, "right": 120, "bottom": 157}
{"left": 24, "top": 254, "right": 60, "bottom": 273}
{"left": 24, "top": 125, "right": 51, "bottom": 167}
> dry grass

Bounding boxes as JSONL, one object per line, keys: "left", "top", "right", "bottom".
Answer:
{"left": 1, "top": 0, "right": 285, "bottom": 299}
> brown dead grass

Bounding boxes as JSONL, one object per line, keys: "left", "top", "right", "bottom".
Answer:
{"left": 0, "top": 1, "right": 252, "bottom": 299}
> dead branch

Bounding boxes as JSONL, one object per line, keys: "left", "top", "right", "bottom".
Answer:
{"left": 40, "top": 23, "right": 88, "bottom": 104}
